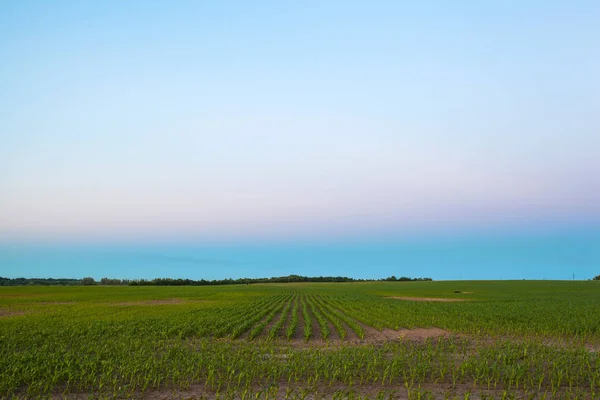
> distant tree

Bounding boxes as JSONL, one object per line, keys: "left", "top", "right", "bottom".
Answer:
{"left": 593, "top": 274, "right": 600, "bottom": 281}
{"left": 380, "top": 276, "right": 432, "bottom": 282}
{"left": 0, "top": 274, "right": 429, "bottom": 286}
{"left": 81, "top": 277, "right": 96, "bottom": 285}
{"left": 100, "top": 277, "right": 125, "bottom": 285}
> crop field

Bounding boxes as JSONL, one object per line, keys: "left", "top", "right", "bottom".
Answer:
{"left": 1, "top": 281, "right": 600, "bottom": 399}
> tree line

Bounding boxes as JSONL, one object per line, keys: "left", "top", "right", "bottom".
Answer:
{"left": 0, "top": 274, "right": 433, "bottom": 286}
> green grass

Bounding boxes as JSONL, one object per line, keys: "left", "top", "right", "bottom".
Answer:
{"left": 1, "top": 281, "right": 599, "bottom": 398}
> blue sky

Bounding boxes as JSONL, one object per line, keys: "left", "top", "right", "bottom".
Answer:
{"left": 1, "top": 0, "right": 599, "bottom": 243}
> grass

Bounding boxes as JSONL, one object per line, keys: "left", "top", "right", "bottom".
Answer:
{"left": 1, "top": 281, "right": 599, "bottom": 399}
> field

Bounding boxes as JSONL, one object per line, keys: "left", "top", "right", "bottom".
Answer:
{"left": 1, "top": 281, "right": 600, "bottom": 399}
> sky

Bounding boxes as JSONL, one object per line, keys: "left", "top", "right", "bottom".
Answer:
{"left": 1, "top": 0, "right": 599, "bottom": 245}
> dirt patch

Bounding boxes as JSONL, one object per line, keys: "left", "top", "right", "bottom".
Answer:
{"left": 361, "top": 325, "right": 451, "bottom": 342}
{"left": 114, "top": 299, "right": 183, "bottom": 306}
{"left": 396, "top": 327, "right": 452, "bottom": 340}
{"left": 584, "top": 343, "right": 600, "bottom": 353}
{"left": 388, "top": 296, "right": 467, "bottom": 302}
{"left": 0, "top": 309, "right": 25, "bottom": 318}
{"left": 277, "top": 325, "right": 453, "bottom": 348}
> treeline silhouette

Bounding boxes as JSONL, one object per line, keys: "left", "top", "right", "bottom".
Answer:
{"left": 0, "top": 274, "right": 433, "bottom": 286}
{"left": 0, "top": 277, "right": 81, "bottom": 286}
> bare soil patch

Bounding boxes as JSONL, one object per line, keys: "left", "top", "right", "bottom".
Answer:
{"left": 388, "top": 296, "right": 467, "bottom": 302}
{"left": 361, "top": 325, "right": 451, "bottom": 342}
{"left": 0, "top": 309, "right": 25, "bottom": 318}
{"left": 279, "top": 324, "right": 452, "bottom": 348}
{"left": 395, "top": 327, "right": 452, "bottom": 340}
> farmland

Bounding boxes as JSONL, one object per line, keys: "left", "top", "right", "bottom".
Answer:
{"left": 1, "top": 281, "right": 599, "bottom": 399}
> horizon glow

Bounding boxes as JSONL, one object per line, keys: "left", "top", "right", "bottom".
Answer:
{"left": 1, "top": 1, "right": 599, "bottom": 244}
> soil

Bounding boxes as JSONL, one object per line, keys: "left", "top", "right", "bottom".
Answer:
{"left": 60, "top": 379, "right": 576, "bottom": 400}
{"left": 342, "top": 320, "right": 359, "bottom": 341}
{"left": 362, "top": 326, "right": 451, "bottom": 341}
{"left": 305, "top": 304, "right": 323, "bottom": 342}
{"left": 47, "top": 380, "right": 598, "bottom": 400}
{"left": 237, "top": 296, "right": 454, "bottom": 347}
{"left": 326, "top": 317, "right": 341, "bottom": 341}
{"left": 266, "top": 324, "right": 453, "bottom": 349}
{"left": 291, "top": 298, "right": 306, "bottom": 341}
{"left": 0, "top": 309, "right": 25, "bottom": 317}
{"left": 259, "top": 302, "right": 287, "bottom": 339}
{"left": 387, "top": 296, "right": 467, "bottom": 302}
{"left": 280, "top": 297, "right": 297, "bottom": 339}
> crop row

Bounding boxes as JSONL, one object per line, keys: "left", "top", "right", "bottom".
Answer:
{"left": 2, "top": 333, "right": 598, "bottom": 398}
{"left": 214, "top": 293, "right": 369, "bottom": 341}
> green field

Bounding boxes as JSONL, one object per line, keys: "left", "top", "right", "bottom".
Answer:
{"left": 1, "top": 281, "right": 599, "bottom": 399}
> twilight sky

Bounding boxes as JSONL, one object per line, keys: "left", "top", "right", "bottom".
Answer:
{"left": 1, "top": 0, "right": 599, "bottom": 243}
